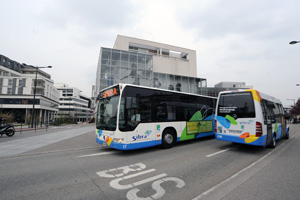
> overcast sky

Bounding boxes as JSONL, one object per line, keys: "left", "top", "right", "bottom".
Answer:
{"left": 1, "top": 0, "right": 300, "bottom": 106}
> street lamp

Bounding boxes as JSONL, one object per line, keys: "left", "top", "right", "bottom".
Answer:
{"left": 23, "top": 63, "right": 52, "bottom": 128}
{"left": 287, "top": 99, "right": 295, "bottom": 106}
{"left": 289, "top": 41, "right": 300, "bottom": 45}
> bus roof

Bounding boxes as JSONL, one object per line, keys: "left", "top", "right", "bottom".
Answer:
{"left": 219, "top": 89, "right": 282, "bottom": 104}
{"left": 100, "top": 83, "right": 217, "bottom": 99}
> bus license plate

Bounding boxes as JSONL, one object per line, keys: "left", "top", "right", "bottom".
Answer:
{"left": 229, "top": 130, "right": 242, "bottom": 134}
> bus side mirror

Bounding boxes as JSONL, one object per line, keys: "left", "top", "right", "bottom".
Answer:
{"left": 284, "top": 114, "right": 290, "bottom": 120}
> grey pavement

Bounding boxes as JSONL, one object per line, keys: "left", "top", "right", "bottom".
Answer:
{"left": 193, "top": 124, "right": 300, "bottom": 200}
{"left": 0, "top": 125, "right": 95, "bottom": 158}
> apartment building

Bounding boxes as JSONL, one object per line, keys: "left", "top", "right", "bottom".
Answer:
{"left": 54, "top": 83, "right": 92, "bottom": 123}
{"left": 0, "top": 54, "right": 59, "bottom": 124}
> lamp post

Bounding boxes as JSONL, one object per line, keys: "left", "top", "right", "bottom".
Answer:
{"left": 23, "top": 64, "right": 52, "bottom": 128}
{"left": 287, "top": 99, "right": 295, "bottom": 107}
{"left": 289, "top": 41, "right": 300, "bottom": 45}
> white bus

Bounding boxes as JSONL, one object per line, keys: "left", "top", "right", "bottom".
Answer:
{"left": 215, "top": 89, "right": 289, "bottom": 148}
{"left": 95, "top": 84, "right": 217, "bottom": 150}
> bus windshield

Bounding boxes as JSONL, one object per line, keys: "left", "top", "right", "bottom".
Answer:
{"left": 218, "top": 92, "right": 255, "bottom": 118}
{"left": 96, "top": 95, "right": 119, "bottom": 130}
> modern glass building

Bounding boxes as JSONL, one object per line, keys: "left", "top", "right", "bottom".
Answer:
{"left": 96, "top": 47, "right": 207, "bottom": 97}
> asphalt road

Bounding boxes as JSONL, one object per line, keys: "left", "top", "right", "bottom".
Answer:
{"left": 0, "top": 124, "right": 300, "bottom": 200}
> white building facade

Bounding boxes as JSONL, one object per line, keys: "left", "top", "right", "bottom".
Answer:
{"left": 54, "top": 83, "right": 91, "bottom": 123}
{"left": 0, "top": 54, "right": 59, "bottom": 124}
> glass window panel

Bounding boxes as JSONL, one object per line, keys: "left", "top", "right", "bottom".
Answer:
{"left": 146, "top": 55, "right": 153, "bottom": 71}
{"left": 121, "top": 52, "right": 129, "bottom": 62}
{"left": 181, "top": 77, "right": 189, "bottom": 93}
{"left": 138, "top": 54, "right": 145, "bottom": 64}
{"left": 102, "top": 49, "right": 111, "bottom": 60}
{"left": 111, "top": 67, "right": 120, "bottom": 75}
{"left": 159, "top": 74, "right": 166, "bottom": 89}
{"left": 153, "top": 73, "right": 161, "bottom": 88}
{"left": 129, "top": 63, "right": 137, "bottom": 77}
{"left": 138, "top": 63, "right": 145, "bottom": 70}
{"left": 101, "top": 59, "right": 110, "bottom": 66}
{"left": 112, "top": 50, "right": 120, "bottom": 61}
{"left": 130, "top": 52, "right": 137, "bottom": 63}
{"left": 175, "top": 76, "right": 182, "bottom": 92}
{"left": 100, "top": 74, "right": 108, "bottom": 83}
{"left": 145, "top": 70, "right": 153, "bottom": 81}
{"left": 113, "top": 75, "right": 120, "bottom": 84}
{"left": 143, "top": 77, "right": 150, "bottom": 87}
{"left": 121, "top": 61, "right": 129, "bottom": 69}
{"left": 120, "top": 68, "right": 129, "bottom": 83}
{"left": 111, "top": 60, "right": 120, "bottom": 67}
{"left": 100, "top": 84, "right": 108, "bottom": 91}
{"left": 100, "top": 64, "right": 110, "bottom": 74}
{"left": 166, "top": 75, "right": 175, "bottom": 90}
{"left": 128, "top": 76, "right": 138, "bottom": 85}
{"left": 107, "top": 76, "right": 114, "bottom": 86}
{"left": 196, "top": 79, "right": 201, "bottom": 89}
{"left": 189, "top": 78, "right": 196, "bottom": 93}
{"left": 200, "top": 79, "right": 207, "bottom": 88}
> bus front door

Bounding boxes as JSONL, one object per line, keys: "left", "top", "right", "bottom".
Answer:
{"left": 266, "top": 121, "right": 273, "bottom": 146}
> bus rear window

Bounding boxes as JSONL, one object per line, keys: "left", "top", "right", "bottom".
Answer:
{"left": 218, "top": 92, "right": 255, "bottom": 118}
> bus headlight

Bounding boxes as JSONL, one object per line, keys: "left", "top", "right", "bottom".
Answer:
{"left": 112, "top": 138, "right": 124, "bottom": 143}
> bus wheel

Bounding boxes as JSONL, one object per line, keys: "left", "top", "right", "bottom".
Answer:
{"left": 284, "top": 131, "right": 289, "bottom": 139}
{"left": 162, "top": 129, "right": 176, "bottom": 149}
{"left": 269, "top": 134, "right": 276, "bottom": 148}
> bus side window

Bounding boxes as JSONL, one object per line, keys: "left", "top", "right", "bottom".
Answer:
{"left": 266, "top": 101, "right": 276, "bottom": 123}
{"left": 274, "top": 103, "right": 282, "bottom": 123}
{"left": 156, "top": 104, "right": 167, "bottom": 121}
{"left": 261, "top": 100, "right": 268, "bottom": 124}
{"left": 262, "top": 100, "right": 276, "bottom": 124}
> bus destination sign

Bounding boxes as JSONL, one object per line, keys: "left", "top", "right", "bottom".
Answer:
{"left": 101, "top": 86, "right": 120, "bottom": 99}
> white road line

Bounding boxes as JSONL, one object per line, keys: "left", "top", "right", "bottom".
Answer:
{"left": 193, "top": 130, "right": 299, "bottom": 200}
{"left": 77, "top": 152, "right": 115, "bottom": 158}
{"left": 206, "top": 149, "right": 230, "bottom": 158}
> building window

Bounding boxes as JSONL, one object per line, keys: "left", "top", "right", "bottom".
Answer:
{"left": 18, "top": 87, "right": 23, "bottom": 94}
{"left": 7, "top": 88, "right": 13, "bottom": 94}
{"left": 8, "top": 79, "right": 13, "bottom": 86}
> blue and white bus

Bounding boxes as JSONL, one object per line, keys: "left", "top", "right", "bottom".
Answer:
{"left": 95, "top": 84, "right": 217, "bottom": 150}
{"left": 215, "top": 89, "right": 289, "bottom": 148}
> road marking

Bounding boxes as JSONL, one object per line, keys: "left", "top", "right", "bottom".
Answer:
{"left": 193, "top": 130, "right": 299, "bottom": 200}
{"left": 77, "top": 152, "right": 115, "bottom": 158}
{"left": 97, "top": 162, "right": 185, "bottom": 199}
{"left": 110, "top": 169, "right": 165, "bottom": 190}
{"left": 206, "top": 149, "right": 230, "bottom": 158}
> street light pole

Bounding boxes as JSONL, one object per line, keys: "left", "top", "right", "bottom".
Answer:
{"left": 31, "top": 67, "right": 38, "bottom": 128}
{"left": 23, "top": 64, "right": 52, "bottom": 128}
{"left": 287, "top": 99, "right": 295, "bottom": 106}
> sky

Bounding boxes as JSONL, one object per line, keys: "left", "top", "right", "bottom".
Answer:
{"left": 1, "top": 0, "right": 300, "bottom": 107}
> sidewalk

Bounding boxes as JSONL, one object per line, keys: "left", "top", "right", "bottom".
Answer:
{"left": 0, "top": 125, "right": 95, "bottom": 158}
